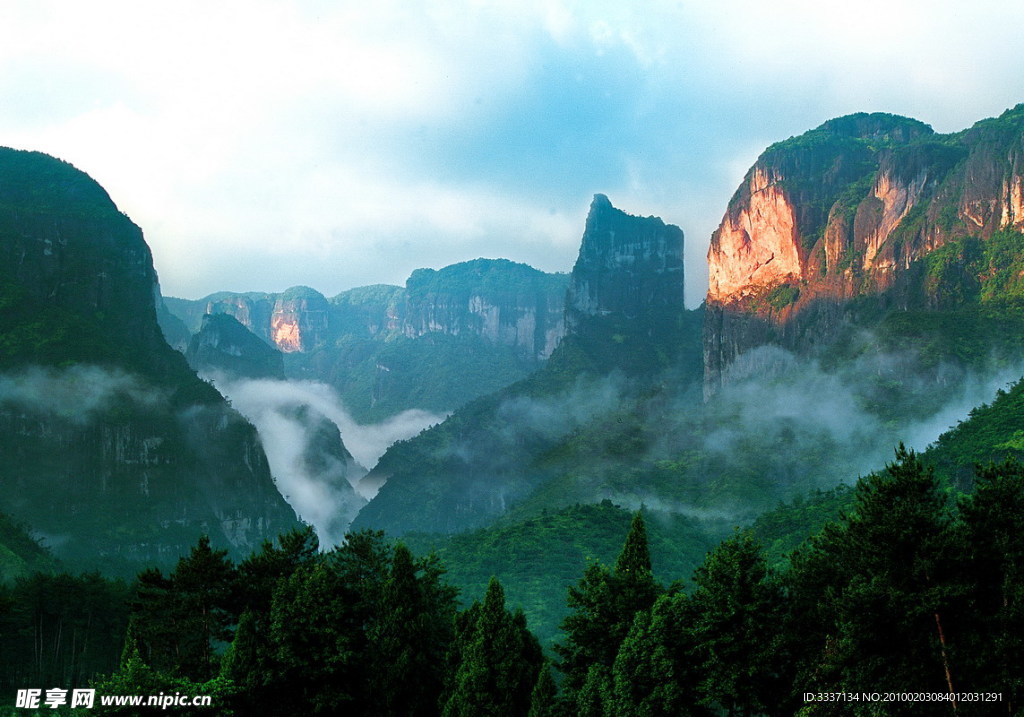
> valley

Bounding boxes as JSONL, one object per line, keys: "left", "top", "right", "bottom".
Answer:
{"left": 4, "top": 103, "right": 1024, "bottom": 713}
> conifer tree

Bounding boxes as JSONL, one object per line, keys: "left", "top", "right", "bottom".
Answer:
{"left": 368, "top": 543, "right": 457, "bottom": 716}
{"left": 609, "top": 592, "right": 709, "bottom": 716}
{"left": 787, "top": 446, "right": 956, "bottom": 709}
{"left": 442, "top": 577, "right": 542, "bottom": 717}
{"left": 527, "top": 661, "right": 559, "bottom": 717}
{"left": 689, "top": 532, "right": 785, "bottom": 716}
{"left": 556, "top": 512, "right": 661, "bottom": 704}
{"left": 576, "top": 663, "right": 612, "bottom": 717}
{"left": 955, "top": 460, "right": 1024, "bottom": 711}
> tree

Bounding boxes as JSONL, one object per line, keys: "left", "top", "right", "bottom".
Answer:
{"left": 689, "top": 532, "right": 786, "bottom": 716}
{"left": 609, "top": 593, "right": 710, "bottom": 717}
{"left": 955, "top": 460, "right": 1024, "bottom": 711}
{"left": 556, "top": 512, "right": 661, "bottom": 703}
{"left": 367, "top": 543, "right": 457, "bottom": 716}
{"left": 787, "top": 446, "right": 957, "bottom": 712}
{"left": 442, "top": 577, "right": 543, "bottom": 717}
{"left": 527, "top": 661, "right": 559, "bottom": 717}
{"left": 169, "top": 536, "right": 238, "bottom": 680}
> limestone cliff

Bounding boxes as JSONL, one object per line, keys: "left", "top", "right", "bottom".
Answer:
{"left": 0, "top": 147, "right": 299, "bottom": 573}
{"left": 562, "top": 194, "right": 693, "bottom": 376}
{"left": 166, "top": 262, "right": 570, "bottom": 419}
{"left": 404, "top": 259, "right": 566, "bottom": 361}
{"left": 351, "top": 196, "right": 699, "bottom": 536}
{"left": 705, "top": 107, "right": 1024, "bottom": 390}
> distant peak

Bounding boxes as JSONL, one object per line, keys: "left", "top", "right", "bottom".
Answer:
{"left": 591, "top": 193, "right": 613, "bottom": 211}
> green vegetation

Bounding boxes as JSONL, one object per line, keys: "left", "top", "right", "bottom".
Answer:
{"left": 402, "top": 502, "right": 723, "bottom": 650}
{"left": 0, "top": 513, "right": 60, "bottom": 582}
{"left": 765, "top": 284, "right": 800, "bottom": 311}
{"left": 4, "top": 449, "right": 1024, "bottom": 714}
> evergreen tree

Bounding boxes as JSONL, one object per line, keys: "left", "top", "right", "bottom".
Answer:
{"left": 689, "top": 532, "right": 786, "bottom": 716}
{"left": 527, "top": 661, "right": 559, "bottom": 717}
{"left": 575, "top": 663, "right": 612, "bottom": 717}
{"left": 443, "top": 577, "right": 543, "bottom": 717}
{"left": 269, "top": 558, "right": 360, "bottom": 713}
{"left": 955, "top": 460, "right": 1024, "bottom": 712}
{"left": 787, "top": 447, "right": 956, "bottom": 711}
{"left": 367, "top": 543, "right": 457, "bottom": 716}
{"left": 609, "top": 593, "right": 709, "bottom": 717}
{"left": 169, "top": 536, "right": 238, "bottom": 680}
{"left": 556, "top": 512, "right": 661, "bottom": 704}
{"left": 221, "top": 527, "right": 321, "bottom": 716}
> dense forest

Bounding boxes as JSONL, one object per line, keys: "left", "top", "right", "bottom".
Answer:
{"left": 1, "top": 447, "right": 1019, "bottom": 716}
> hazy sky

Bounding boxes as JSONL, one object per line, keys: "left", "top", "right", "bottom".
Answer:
{"left": 2, "top": 1, "right": 1024, "bottom": 306}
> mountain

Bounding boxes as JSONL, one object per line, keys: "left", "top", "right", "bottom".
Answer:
{"left": 185, "top": 312, "right": 285, "bottom": 380}
{"left": 0, "top": 147, "right": 299, "bottom": 574}
{"left": 351, "top": 196, "right": 701, "bottom": 535}
{"left": 165, "top": 259, "right": 569, "bottom": 420}
{"left": 705, "top": 106, "right": 1024, "bottom": 393}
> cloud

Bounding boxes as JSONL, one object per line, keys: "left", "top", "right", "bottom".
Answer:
{"left": 207, "top": 375, "right": 443, "bottom": 477}
{"left": 0, "top": 366, "right": 164, "bottom": 423}
{"left": 3, "top": 1, "right": 1024, "bottom": 308}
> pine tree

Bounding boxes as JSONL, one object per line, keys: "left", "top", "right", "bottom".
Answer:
{"left": 169, "top": 535, "right": 238, "bottom": 680}
{"left": 527, "top": 661, "right": 559, "bottom": 717}
{"left": 787, "top": 446, "right": 956, "bottom": 710}
{"left": 556, "top": 512, "right": 661, "bottom": 704}
{"left": 442, "top": 577, "right": 542, "bottom": 717}
{"left": 576, "top": 663, "right": 612, "bottom": 717}
{"left": 955, "top": 460, "right": 1024, "bottom": 711}
{"left": 689, "top": 532, "right": 785, "bottom": 716}
{"left": 609, "top": 593, "right": 709, "bottom": 716}
{"left": 368, "top": 543, "right": 457, "bottom": 716}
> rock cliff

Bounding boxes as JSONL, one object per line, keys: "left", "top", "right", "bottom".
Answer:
{"left": 185, "top": 313, "right": 285, "bottom": 380}
{"left": 0, "top": 147, "right": 299, "bottom": 573}
{"left": 705, "top": 106, "right": 1024, "bottom": 390}
{"left": 351, "top": 196, "right": 699, "bottom": 535}
{"left": 167, "top": 261, "right": 570, "bottom": 419}
{"left": 404, "top": 259, "right": 566, "bottom": 361}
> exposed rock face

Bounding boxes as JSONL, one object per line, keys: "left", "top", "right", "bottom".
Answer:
{"left": 560, "top": 194, "right": 694, "bottom": 377}
{"left": 269, "top": 286, "right": 331, "bottom": 353}
{"left": 186, "top": 313, "right": 285, "bottom": 380}
{"left": 704, "top": 107, "right": 1024, "bottom": 391}
{"left": 172, "top": 263, "right": 568, "bottom": 361}
{"left": 351, "top": 196, "right": 698, "bottom": 536}
{"left": 404, "top": 259, "right": 566, "bottom": 361}
{"left": 567, "top": 194, "right": 685, "bottom": 331}
{"left": 0, "top": 147, "right": 299, "bottom": 573}
{"left": 166, "top": 262, "right": 570, "bottom": 419}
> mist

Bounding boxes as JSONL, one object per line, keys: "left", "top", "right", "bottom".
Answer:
{"left": 205, "top": 374, "right": 443, "bottom": 542}
{"left": 449, "top": 341, "right": 1024, "bottom": 523}
{"left": 0, "top": 365, "right": 165, "bottom": 423}
{"left": 697, "top": 344, "right": 1024, "bottom": 492}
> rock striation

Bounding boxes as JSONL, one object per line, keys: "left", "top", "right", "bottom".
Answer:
{"left": 167, "top": 260, "right": 570, "bottom": 419}
{"left": 705, "top": 107, "right": 1024, "bottom": 391}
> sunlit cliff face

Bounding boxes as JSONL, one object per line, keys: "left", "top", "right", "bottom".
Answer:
{"left": 270, "top": 315, "right": 303, "bottom": 353}
{"left": 707, "top": 167, "right": 802, "bottom": 303}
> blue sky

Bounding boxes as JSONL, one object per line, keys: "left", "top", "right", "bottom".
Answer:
{"left": 2, "top": 0, "right": 1024, "bottom": 306}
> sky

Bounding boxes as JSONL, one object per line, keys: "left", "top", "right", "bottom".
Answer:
{"left": 2, "top": 1, "right": 1024, "bottom": 307}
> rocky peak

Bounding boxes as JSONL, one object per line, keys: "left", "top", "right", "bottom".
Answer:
{"left": 704, "top": 105, "right": 1024, "bottom": 391}
{"left": 567, "top": 193, "right": 685, "bottom": 328}
{"left": 403, "top": 258, "right": 568, "bottom": 361}
{"left": 186, "top": 313, "right": 285, "bottom": 380}
{"left": 0, "top": 147, "right": 299, "bottom": 571}
{"left": 270, "top": 286, "right": 330, "bottom": 353}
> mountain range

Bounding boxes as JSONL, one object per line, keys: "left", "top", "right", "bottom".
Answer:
{"left": 4, "top": 104, "right": 1024, "bottom": 600}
